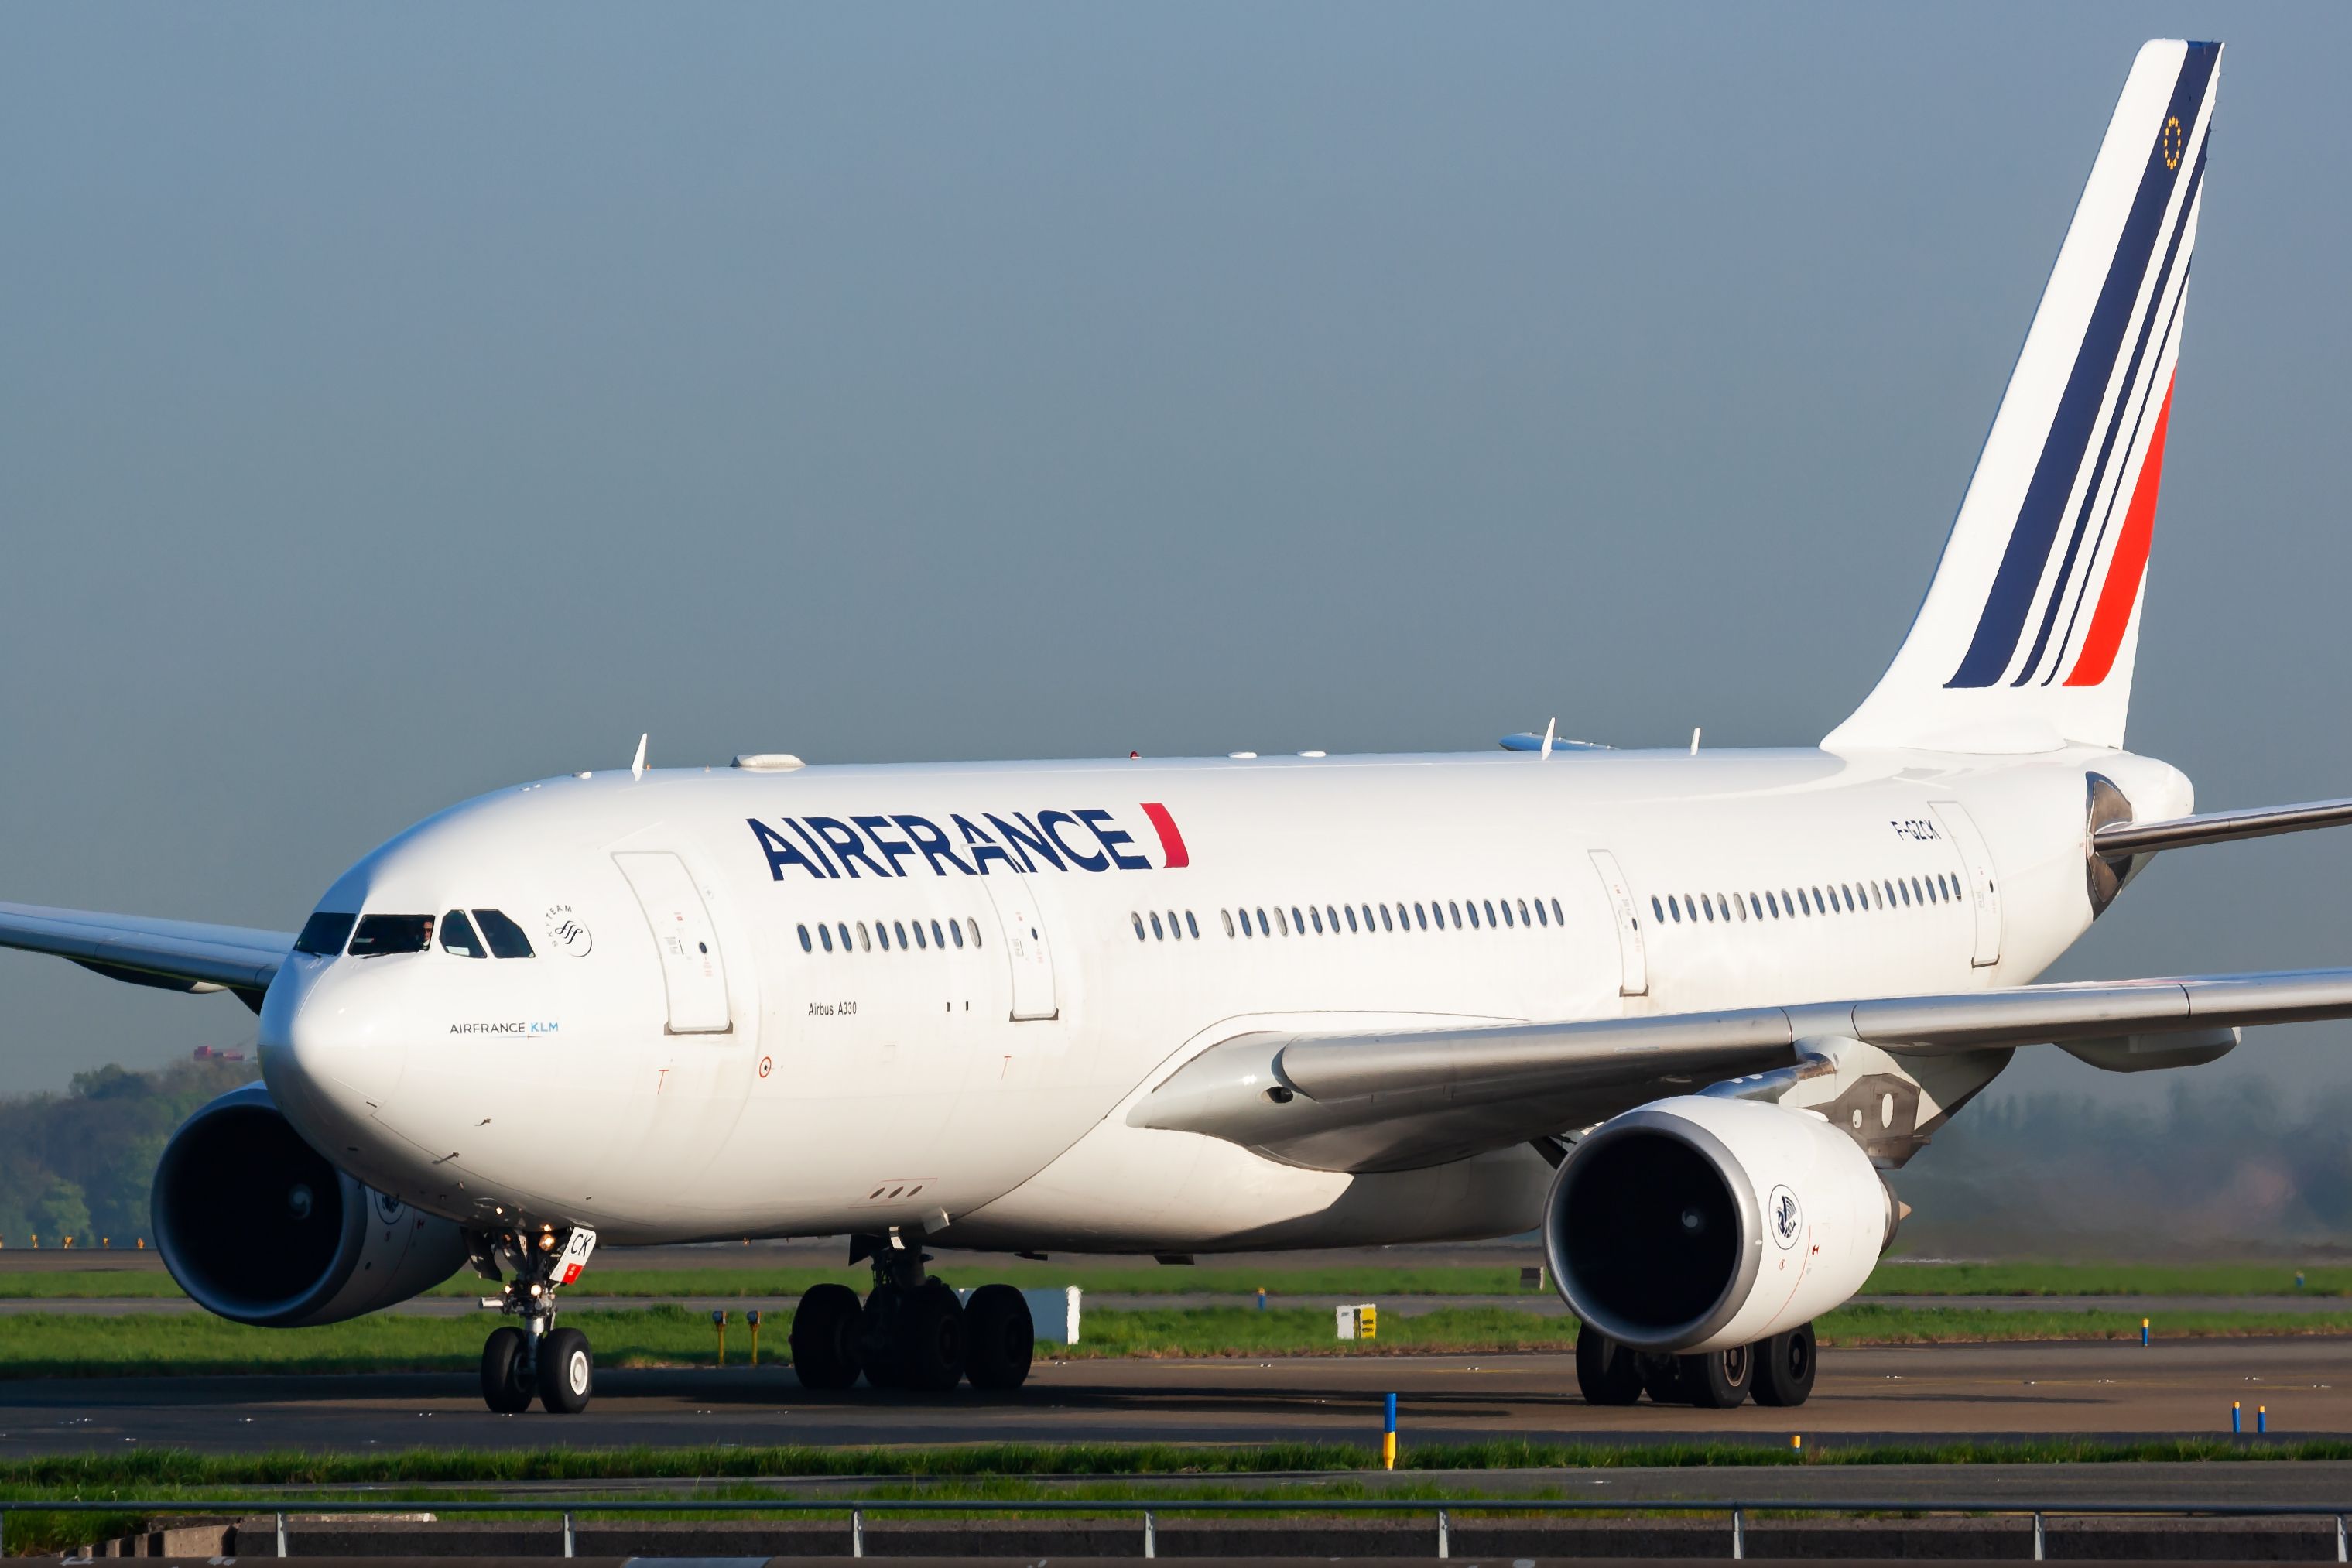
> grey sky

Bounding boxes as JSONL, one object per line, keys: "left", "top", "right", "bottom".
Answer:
{"left": 4, "top": 5, "right": 2350, "bottom": 1106}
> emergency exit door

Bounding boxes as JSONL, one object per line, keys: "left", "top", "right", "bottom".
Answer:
{"left": 1929, "top": 801, "right": 2003, "bottom": 967}
{"left": 977, "top": 875, "right": 1060, "bottom": 1020}
{"left": 614, "top": 851, "right": 733, "bottom": 1032}
{"left": 1587, "top": 850, "right": 1650, "bottom": 997}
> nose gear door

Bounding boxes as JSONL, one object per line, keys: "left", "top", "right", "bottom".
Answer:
{"left": 614, "top": 851, "right": 733, "bottom": 1032}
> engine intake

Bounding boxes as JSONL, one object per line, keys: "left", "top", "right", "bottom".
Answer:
{"left": 152, "top": 1084, "right": 467, "bottom": 1327}
{"left": 1545, "top": 1095, "right": 1895, "bottom": 1354}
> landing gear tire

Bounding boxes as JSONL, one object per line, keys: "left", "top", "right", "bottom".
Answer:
{"left": 893, "top": 1279, "right": 967, "bottom": 1392}
{"left": 1635, "top": 1351, "right": 1687, "bottom": 1405}
{"left": 539, "top": 1326, "right": 593, "bottom": 1414}
{"left": 1751, "top": 1323, "right": 1817, "bottom": 1408}
{"left": 1573, "top": 1324, "right": 1643, "bottom": 1406}
{"left": 1678, "top": 1343, "right": 1752, "bottom": 1409}
{"left": 789, "top": 1282, "right": 865, "bottom": 1392}
{"left": 964, "top": 1283, "right": 1035, "bottom": 1392}
{"left": 480, "top": 1326, "right": 533, "bottom": 1414}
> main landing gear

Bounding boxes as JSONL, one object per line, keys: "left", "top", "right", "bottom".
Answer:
{"left": 470, "top": 1224, "right": 599, "bottom": 1414}
{"left": 789, "top": 1233, "right": 1035, "bottom": 1394}
{"left": 1575, "top": 1321, "right": 1816, "bottom": 1410}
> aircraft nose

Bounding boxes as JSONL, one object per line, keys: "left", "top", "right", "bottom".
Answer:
{"left": 259, "top": 959, "right": 410, "bottom": 1118}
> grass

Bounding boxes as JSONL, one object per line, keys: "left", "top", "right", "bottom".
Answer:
{"left": 1862, "top": 1260, "right": 2352, "bottom": 1296}
{"left": 2, "top": 1303, "right": 2352, "bottom": 1379}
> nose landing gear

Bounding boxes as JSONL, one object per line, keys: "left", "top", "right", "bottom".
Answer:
{"left": 468, "top": 1224, "right": 598, "bottom": 1413}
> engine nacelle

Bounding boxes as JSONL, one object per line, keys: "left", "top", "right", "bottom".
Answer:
{"left": 152, "top": 1083, "right": 468, "bottom": 1327}
{"left": 1544, "top": 1094, "right": 1895, "bottom": 1354}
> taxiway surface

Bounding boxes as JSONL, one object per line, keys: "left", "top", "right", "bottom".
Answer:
{"left": 2, "top": 1339, "right": 2344, "bottom": 1463}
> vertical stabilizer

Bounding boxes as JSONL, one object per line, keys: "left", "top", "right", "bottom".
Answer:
{"left": 1826, "top": 40, "right": 2218, "bottom": 755}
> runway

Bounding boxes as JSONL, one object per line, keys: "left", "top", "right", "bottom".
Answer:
{"left": 4, "top": 1338, "right": 2347, "bottom": 1472}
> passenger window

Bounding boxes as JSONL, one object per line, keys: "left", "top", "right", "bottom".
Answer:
{"left": 1466, "top": 901, "right": 1481, "bottom": 929}
{"left": 876, "top": 922, "right": 891, "bottom": 950}
{"left": 1518, "top": 898, "right": 1531, "bottom": 926}
{"left": 1911, "top": 877, "right": 1926, "bottom": 904}
{"left": 1256, "top": 907, "right": 1271, "bottom": 935}
{"left": 1186, "top": 911, "right": 1200, "bottom": 939}
{"left": 1669, "top": 898, "right": 1682, "bottom": 924}
{"left": 1840, "top": 885, "right": 1854, "bottom": 912}
{"left": 1310, "top": 906, "right": 1323, "bottom": 934}
{"left": 858, "top": 921, "right": 872, "bottom": 951}
{"left": 1535, "top": 899, "right": 1549, "bottom": 928}
{"left": 796, "top": 923, "right": 813, "bottom": 953}
{"left": 968, "top": 917, "right": 984, "bottom": 948}
{"left": 1345, "top": 906, "right": 1359, "bottom": 933}
{"left": 839, "top": 922, "right": 852, "bottom": 951}
{"left": 1151, "top": 912, "right": 1165, "bottom": 940}
{"left": 294, "top": 912, "right": 358, "bottom": 957}
{"left": 1222, "top": 909, "right": 1236, "bottom": 937}
{"left": 820, "top": 924, "right": 835, "bottom": 952}
{"left": 1380, "top": 905, "right": 1395, "bottom": 932}
{"left": 1132, "top": 912, "right": 1146, "bottom": 941}
{"left": 1448, "top": 900, "right": 1462, "bottom": 928}
{"left": 1484, "top": 899, "right": 1499, "bottom": 927}
{"left": 895, "top": 920, "right": 911, "bottom": 947}
{"left": 440, "top": 910, "right": 487, "bottom": 958}
{"left": 349, "top": 914, "right": 433, "bottom": 957}
{"left": 1414, "top": 902, "right": 1428, "bottom": 929}
{"left": 1734, "top": 895, "right": 1748, "bottom": 922}
{"left": 1652, "top": 896, "right": 1664, "bottom": 923}
{"left": 918, "top": 921, "right": 933, "bottom": 950}
{"left": 950, "top": 919, "right": 964, "bottom": 948}
{"left": 930, "top": 919, "right": 945, "bottom": 947}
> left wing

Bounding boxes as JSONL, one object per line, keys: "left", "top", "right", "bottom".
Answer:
{"left": 0, "top": 901, "right": 292, "bottom": 1012}
{"left": 1134, "top": 967, "right": 2352, "bottom": 1173}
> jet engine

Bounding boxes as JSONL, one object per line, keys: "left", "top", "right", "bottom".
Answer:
{"left": 152, "top": 1083, "right": 468, "bottom": 1327}
{"left": 1544, "top": 1094, "right": 1897, "bottom": 1354}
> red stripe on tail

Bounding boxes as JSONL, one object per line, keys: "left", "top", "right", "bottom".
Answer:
{"left": 2065, "top": 375, "right": 2176, "bottom": 687}
{"left": 1139, "top": 802, "right": 1189, "bottom": 868}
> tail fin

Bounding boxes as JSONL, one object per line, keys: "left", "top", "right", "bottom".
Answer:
{"left": 1826, "top": 40, "right": 2219, "bottom": 755}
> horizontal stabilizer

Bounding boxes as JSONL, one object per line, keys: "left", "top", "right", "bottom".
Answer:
{"left": 2094, "top": 796, "right": 2352, "bottom": 856}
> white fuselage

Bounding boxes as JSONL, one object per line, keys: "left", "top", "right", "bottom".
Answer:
{"left": 258, "top": 743, "right": 2190, "bottom": 1252}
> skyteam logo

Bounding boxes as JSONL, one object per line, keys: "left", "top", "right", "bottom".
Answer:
{"left": 1767, "top": 1184, "right": 1803, "bottom": 1249}
{"left": 748, "top": 803, "right": 1190, "bottom": 882}
{"left": 1946, "top": 43, "right": 2215, "bottom": 693}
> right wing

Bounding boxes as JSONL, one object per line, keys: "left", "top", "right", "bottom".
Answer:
{"left": 1134, "top": 967, "right": 2352, "bottom": 1173}
{"left": 0, "top": 901, "right": 292, "bottom": 1012}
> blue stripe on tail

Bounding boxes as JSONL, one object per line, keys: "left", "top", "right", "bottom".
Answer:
{"left": 1946, "top": 43, "right": 2219, "bottom": 689}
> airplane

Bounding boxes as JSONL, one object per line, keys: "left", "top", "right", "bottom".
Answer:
{"left": 4, "top": 37, "right": 2342, "bottom": 1416}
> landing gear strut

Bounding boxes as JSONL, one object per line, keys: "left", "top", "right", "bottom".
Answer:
{"left": 786, "top": 1232, "right": 1034, "bottom": 1394}
{"left": 468, "top": 1224, "right": 597, "bottom": 1413}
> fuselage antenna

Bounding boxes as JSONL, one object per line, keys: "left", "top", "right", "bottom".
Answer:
{"left": 1540, "top": 717, "right": 1556, "bottom": 762}
{"left": 1690, "top": 727, "right": 1702, "bottom": 756}
{"left": 631, "top": 733, "right": 649, "bottom": 782}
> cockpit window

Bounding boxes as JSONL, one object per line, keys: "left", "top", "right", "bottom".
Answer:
{"left": 348, "top": 914, "right": 433, "bottom": 957}
{"left": 294, "top": 912, "right": 357, "bottom": 957}
{"left": 440, "top": 910, "right": 488, "bottom": 958}
{"left": 473, "top": 909, "right": 535, "bottom": 959}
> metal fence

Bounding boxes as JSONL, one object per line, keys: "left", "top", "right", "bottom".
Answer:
{"left": 9, "top": 1494, "right": 2352, "bottom": 1562}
